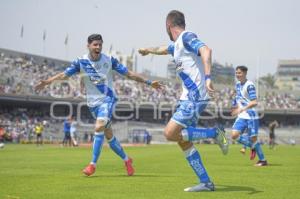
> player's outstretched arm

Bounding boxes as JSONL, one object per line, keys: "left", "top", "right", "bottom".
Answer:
{"left": 138, "top": 46, "right": 169, "bottom": 56}
{"left": 125, "top": 70, "right": 164, "bottom": 90}
{"left": 35, "top": 72, "right": 69, "bottom": 92}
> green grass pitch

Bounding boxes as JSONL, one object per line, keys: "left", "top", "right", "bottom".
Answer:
{"left": 0, "top": 144, "right": 299, "bottom": 199}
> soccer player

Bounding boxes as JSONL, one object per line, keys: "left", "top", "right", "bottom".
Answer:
{"left": 138, "top": 10, "right": 228, "bottom": 192}
{"left": 35, "top": 34, "right": 162, "bottom": 176}
{"left": 63, "top": 117, "right": 72, "bottom": 147}
{"left": 268, "top": 120, "right": 279, "bottom": 149}
{"left": 35, "top": 121, "right": 44, "bottom": 146}
{"left": 231, "top": 66, "right": 267, "bottom": 166}
{"left": 70, "top": 116, "right": 79, "bottom": 146}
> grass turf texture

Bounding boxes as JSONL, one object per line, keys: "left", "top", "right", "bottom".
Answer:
{"left": 0, "top": 144, "right": 299, "bottom": 199}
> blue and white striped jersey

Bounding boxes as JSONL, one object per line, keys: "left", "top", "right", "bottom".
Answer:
{"left": 167, "top": 31, "right": 209, "bottom": 102}
{"left": 235, "top": 80, "right": 258, "bottom": 119}
{"left": 64, "top": 53, "right": 128, "bottom": 107}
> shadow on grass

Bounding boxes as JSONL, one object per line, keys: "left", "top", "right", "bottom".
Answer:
{"left": 82, "top": 174, "right": 177, "bottom": 178}
{"left": 266, "top": 164, "right": 282, "bottom": 166}
{"left": 216, "top": 184, "right": 263, "bottom": 195}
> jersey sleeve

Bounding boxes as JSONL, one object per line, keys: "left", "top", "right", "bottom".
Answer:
{"left": 111, "top": 56, "right": 128, "bottom": 75}
{"left": 182, "top": 32, "right": 206, "bottom": 56}
{"left": 247, "top": 84, "right": 257, "bottom": 100}
{"left": 64, "top": 59, "right": 80, "bottom": 77}
{"left": 167, "top": 44, "right": 175, "bottom": 56}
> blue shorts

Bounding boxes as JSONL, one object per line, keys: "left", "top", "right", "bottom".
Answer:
{"left": 171, "top": 100, "right": 209, "bottom": 128}
{"left": 89, "top": 99, "right": 116, "bottom": 126}
{"left": 232, "top": 118, "right": 259, "bottom": 137}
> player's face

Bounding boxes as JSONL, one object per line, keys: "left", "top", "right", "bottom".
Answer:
{"left": 88, "top": 40, "right": 103, "bottom": 59}
{"left": 166, "top": 20, "right": 174, "bottom": 41}
{"left": 235, "top": 69, "right": 246, "bottom": 82}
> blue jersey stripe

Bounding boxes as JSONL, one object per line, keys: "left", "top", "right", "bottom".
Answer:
{"left": 79, "top": 59, "right": 116, "bottom": 99}
{"left": 178, "top": 71, "right": 201, "bottom": 101}
{"left": 167, "top": 44, "right": 175, "bottom": 56}
{"left": 111, "top": 56, "right": 128, "bottom": 75}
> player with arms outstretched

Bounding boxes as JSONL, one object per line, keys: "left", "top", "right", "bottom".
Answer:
{"left": 139, "top": 10, "right": 228, "bottom": 192}
{"left": 35, "top": 34, "right": 162, "bottom": 176}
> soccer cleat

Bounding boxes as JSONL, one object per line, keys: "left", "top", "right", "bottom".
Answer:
{"left": 254, "top": 160, "right": 268, "bottom": 167}
{"left": 240, "top": 148, "right": 246, "bottom": 154}
{"left": 184, "top": 182, "right": 215, "bottom": 192}
{"left": 250, "top": 149, "right": 256, "bottom": 160}
{"left": 215, "top": 127, "right": 229, "bottom": 155}
{"left": 82, "top": 164, "right": 96, "bottom": 176}
{"left": 125, "top": 158, "right": 135, "bottom": 176}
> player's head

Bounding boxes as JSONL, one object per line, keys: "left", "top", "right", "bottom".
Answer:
{"left": 235, "top": 65, "right": 248, "bottom": 82}
{"left": 166, "top": 10, "right": 185, "bottom": 41}
{"left": 87, "top": 34, "right": 103, "bottom": 59}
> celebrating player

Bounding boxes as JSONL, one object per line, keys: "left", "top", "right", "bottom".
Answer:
{"left": 231, "top": 66, "right": 267, "bottom": 166}
{"left": 35, "top": 34, "right": 163, "bottom": 176}
{"left": 138, "top": 10, "right": 228, "bottom": 192}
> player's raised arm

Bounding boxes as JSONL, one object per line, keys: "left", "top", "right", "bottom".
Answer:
{"left": 35, "top": 59, "right": 80, "bottom": 92}
{"left": 111, "top": 56, "right": 163, "bottom": 89}
{"left": 35, "top": 72, "right": 68, "bottom": 92}
{"left": 138, "top": 45, "right": 170, "bottom": 56}
{"left": 126, "top": 70, "right": 163, "bottom": 90}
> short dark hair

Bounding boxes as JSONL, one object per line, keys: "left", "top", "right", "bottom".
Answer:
{"left": 236, "top": 65, "right": 248, "bottom": 72}
{"left": 87, "top": 34, "right": 103, "bottom": 44}
{"left": 166, "top": 10, "right": 186, "bottom": 28}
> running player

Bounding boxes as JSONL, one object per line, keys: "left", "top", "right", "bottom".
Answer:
{"left": 35, "top": 34, "right": 162, "bottom": 176}
{"left": 138, "top": 10, "right": 228, "bottom": 192}
{"left": 231, "top": 65, "right": 267, "bottom": 166}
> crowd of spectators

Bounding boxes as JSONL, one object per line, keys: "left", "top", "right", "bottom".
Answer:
{"left": 1, "top": 52, "right": 300, "bottom": 109}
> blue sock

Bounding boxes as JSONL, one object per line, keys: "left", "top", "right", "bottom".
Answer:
{"left": 237, "top": 134, "right": 252, "bottom": 148}
{"left": 108, "top": 136, "right": 128, "bottom": 161}
{"left": 91, "top": 133, "right": 104, "bottom": 164}
{"left": 252, "top": 141, "right": 265, "bottom": 161}
{"left": 185, "top": 145, "right": 211, "bottom": 183}
{"left": 182, "top": 127, "right": 217, "bottom": 141}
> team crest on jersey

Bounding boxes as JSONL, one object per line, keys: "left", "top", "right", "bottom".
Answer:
{"left": 103, "top": 63, "right": 109, "bottom": 69}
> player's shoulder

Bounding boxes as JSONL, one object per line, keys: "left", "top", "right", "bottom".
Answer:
{"left": 182, "top": 31, "right": 198, "bottom": 42}
{"left": 101, "top": 53, "right": 110, "bottom": 60}
{"left": 74, "top": 54, "right": 90, "bottom": 64}
{"left": 245, "top": 80, "right": 255, "bottom": 87}
{"left": 235, "top": 81, "right": 241, "bottom": 87}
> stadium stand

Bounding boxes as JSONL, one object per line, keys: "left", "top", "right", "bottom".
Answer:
{"left": 1, "top": 48, "right": 300, "bottom": 144}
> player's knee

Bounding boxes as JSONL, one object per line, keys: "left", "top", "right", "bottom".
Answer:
{"left": 231, "top": 131, "right": 239, "bottom": 140}
{"left": 95, "top": 120, "right": 107, "bottom": 132}
{"left": 164, "top": 128, "right": 174, "bottom": 141}
{"left": 95, "top": 124, "right": 105, "bottom": 132}
{"left": 104, "top": 129, "right": 113, "bottom": 140}
{"left": 251, "top": 136, "right": 257, "bottom": 142}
